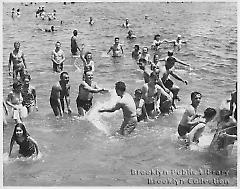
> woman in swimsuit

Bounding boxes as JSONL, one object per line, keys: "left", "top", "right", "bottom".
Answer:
{"left": 9, "top": 123, "right": 39, "bottom": 158}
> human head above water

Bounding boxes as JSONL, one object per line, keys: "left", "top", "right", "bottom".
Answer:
{"left": 12, "top": 123, "right": 29, "bottom": 140}
{"left": 134, "top": 44, "right": 140, "bottom": 50}
{"left": 168, "top": 50, "right": 173, "bottom": 56}
{"left": 73, "top": 29, "right": 77, "bottom": 36}
{"left": 203, "top": 108, "right": 216, "bottom": 119}
{"left": 154, "top": 34, "right": 161, "bottom": 40}
{"left": 191, "top": 91, "right": 202, "bottom": 101}
{"left": 115, "top": 81, "right": 126, "bottom": 92}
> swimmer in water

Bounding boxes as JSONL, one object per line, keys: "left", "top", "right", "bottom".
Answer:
{"left": 11, "top": 8, "right": 15, "bottom": 17}
{"left": 107, "top": 37, "right": 124, "bottom": 57}
{"left": 9, "top": 123, "right": 39, "bottom": 158}
{"left": 89, "top": 17, "right": 94, "bottom": 25}
{"left": 45, "top": 25, "right": 57, "bottom": 32}
{"left": 139, "top": 47, "right": 151, "bottom": 64}
{"left": 16, "top": 8, "right": 21, "bottom": 17}
{"left": 165, "top": 34, "right": 187, "bottom": 51}
{"left": 8, "top": 41, "right": 27, "bottom": 82}
{"left": 99, "top": 81, "right": 137, "bottom": 135}
{"left": 51, "top": 41, "right": 65, "bottom": 73}
{"left": 71, "top": 29, "right": 83, "bottom": 56}
{"left": 132, "top": 44, "right": 141, "bottom": 60}
{"left": 151, "top": 34, "right": 168, "bottom": 51}
{"left": 126, "top": 30, "right": 136, "bottom": 40}
{"left": 50, "top": 72, "right": 72, "bottom": 118}
{"left": 122, "top": 18, "right": 130, "bottom": 28}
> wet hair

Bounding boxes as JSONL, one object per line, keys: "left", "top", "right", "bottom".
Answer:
{"left": 73, "top": 29, "right": 77, "bottom": 35}
{"left": 128, "top": 30, "right": 133, "bottom": 35}
{"left": 11, "top": 123, "right": 29, "bottom": 141}
{"left": 203, "top": 108, "right": 216, "bottom": 119}
{"left": 55, "top": 41, "right": 61, "bottom": 45}
{"left": 164, "top": 79, "right": 174, "bottom": 89}
{"left": 134, "top": 44, "right": 140, "bottom": 50}
{"left": 14, "top": 41, "right": 20, "bottom": 46}
{"left": 135, "top": 88, "right": 142, "bottom": 95}
{"left": 60, "top": 71, "right": 68, "bottom": 79}
{"left": 154, "top": 34, "right": 161, "bottom": 40}
{"left": 115, "top": 81, "right": 126, "bottom": 92}
{"left": 168, "top": 50, "right": 173, "bottom": 56}
{"left": 13, "top": 80, "right": 22, "bottom": 89}
{"left": 84, "top": 51, "right": 92, "bottom": 60}
{"left": 191, "top": 91, "right": 202, "bottom": 100}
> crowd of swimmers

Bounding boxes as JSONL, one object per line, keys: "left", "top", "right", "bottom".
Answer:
{"left": 4, "top": 4, "right": 237, "bottom": 159}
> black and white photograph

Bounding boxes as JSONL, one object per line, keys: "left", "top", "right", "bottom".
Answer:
{"left": 2, "top": 0, "right": 238, "bottom": 187}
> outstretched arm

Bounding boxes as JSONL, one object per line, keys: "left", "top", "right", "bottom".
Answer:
{"left": 175, "top": 57, "right": 190, "bottom": 67}
{"left": 99, "top": 103, "right": 121, "bottom": 113}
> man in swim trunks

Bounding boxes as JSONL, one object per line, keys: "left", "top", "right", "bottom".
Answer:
{"left": 178, "top": 92, "right": 204, "bottom": 139}
{"left": 50, "top": 72, "right": 72, "bottom": 118}
{"left": 8, "top": 41, "right": 27, "bottom": 82}
{"left": 76, "top": 71, "right": 108, "bottom": 116}
{"left": 107, "top": 37, "right": 124, "bottom": 57}
{"left": 51, "top": 41, "right": 65, "bottom": 72}
{"left": 99, "top": 81, "right": 137, "bottom": 135}
{"left": 71, "top": 29, "right": 82, "bottom": 56}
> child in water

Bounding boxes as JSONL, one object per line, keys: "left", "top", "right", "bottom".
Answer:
{"left": 9, "top": 123, "right": 39, "bottom": 158}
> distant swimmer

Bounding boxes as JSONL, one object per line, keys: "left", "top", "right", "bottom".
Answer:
{"left": 8, "top": 41, "right": 27, "bottom": 82}
{"left": 122, "top": 18, "right": 130, "bottom": 28}
{"left": 151, "top": 34, "right": 168, "bottom": 51}
{"left": 107, "top": 37, "right": 124, "bottom": 57}
{"left": 71, "top": 29, "right": 83, "bottom": 56}
{"left": 80, "top": 45, "right": 95, "bottom": 73}
{"left": 11, "top": 8, "right": 15, "bottom": 17}
{"left": 178, "top": 92, "right": 204, "bottom": 139}
{"left": 165, "top": 34, "right": 187, "bottom": 51}
{"left": 50, "top": 72, "right": 72, "bottom": 118}
{"left": 51, "top": 41, "right": 65, "bottom": 73}
{"left": 230, "top": 82, "right": 237, "bottom": 120}
{"left": 126, "top": 30, "right": 136, "bottom": 40}
{"left": 132, "top": 44, "right": 141, "bottom": 60}
{"left": 21, "top": 74, "right": 38, "bottom": 114}
{"left": 9, "top": 123, "right": 39, "bottom": 158}
{"left": 187, "top": 108, "right": 216, "bottom": 145}
{"left": 133, "top": 89, "right": 150, "bottom": 122}
{"left": 89, "top": 17, "right": 94, "bottom": 25}
{"left": 16, "top": 8, "right": 21, "bottom": 17}
{"left": 99, "top": 81, "right": 137, "bottom": 135}
{"left": 77, "top": 71, "right": 108, "bottom": 116}
{"left": 45, "top": 25, "right": 57, "bottom": 32}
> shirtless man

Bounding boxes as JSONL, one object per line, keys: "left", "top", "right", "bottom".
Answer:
{"left": 142, "top": 72, "right": 169, "bottom": 117}
{"left": 133, "top": 89, "right": 149, "bottom": 122}
{"left": 50, "top": 72, "right": 72, "bottom": 118}
{"left": 107, "top": 37, "right": 124, "bottom": 57}
{"left": 8, "top": 41, "right": 27, "bottom": 82}
{"left": 99, "top": 81, "right": 137, "bottom": 135}
{"left": 230, "top": 82, "right": 237, "bottom": 120}
{"left": 166, "top": 34, "right": 187, "bottom": 51}
{"left": 76, "top": 71, "right": 107, "bottom": 116}
{"left": 178, "top": 92, "right": 204, "bottom": 139}
{"left": 51, "top": 41, "right": 65, "bottom": 72}
{"left": 71, "top": 29, "right": 82, "bottom": 56}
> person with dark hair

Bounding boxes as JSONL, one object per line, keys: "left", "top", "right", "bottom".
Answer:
{"left": 8, "top": 41, "right": 27, "bottom": 82}
{"left": 133, "top": 89, "right": 149, "bottom": 122}
{"left": 77, "top": 71, "right": 108, "bottom": 116}
{"left": 126, "top": 30, "right": 136, "bottom": 40}
{"left": 50, "top": 72, "right": 72, "bottom": 118}
{"left": 89, "top": 17, "right": 94, "bottom": 25}
{"left": 151, "top": 34, "right": 168, "bottom": 51}
{"left": 187, "top": 107, "right": 217, "bottom": 144}
{"left": 9, "top": 123, "right": 38, "bottom": 157}
{"left": 51, "top": 41, "right": 65, "bottom": 73}
{"left": 99, "top": 81, "right": 137, "bottom": 135}
{"left": 71, "top": 29, "right": 83, "bottom": 56}
{"left": 178, "top": 92, "right": 204, "bottom": 139}
{"left": 230, "top": 82, "right": 237, "bottom": 120}
{"left": 132, "top": 44, "right": 141, "bottom": 60}
{"left": 21, "top": 74, "right": 38, "bottom": 113}
{"left": 6, "top": 81, "right": 27, "bottom": 123}
{"left": 107, "top": 37, "right": 124, "bottom": 57}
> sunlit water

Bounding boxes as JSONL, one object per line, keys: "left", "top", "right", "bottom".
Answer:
{"left": 2, "top": 2, "right": 237, "bottom": 186}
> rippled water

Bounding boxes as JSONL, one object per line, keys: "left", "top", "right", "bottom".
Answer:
{"left": 2, "top": 2, "right": 237, "bottom": 186}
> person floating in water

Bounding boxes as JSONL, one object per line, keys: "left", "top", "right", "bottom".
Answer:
{"left": 8, "top": 41, "right": 27, "bottom": 82}
{"left": 51, "top": 41, "right": 65, "bottom": 73}
{"left": 99, "top": 81, "right": 137, "bottom": 135}
{"left": 165, "top": 34, "right": 187, "bottom": 51}
{"left": 89, "top": 17, "right": 94, "bottom": 25}
{"left": 76, "top": 71, "right": 108, "bottom": 116}
{"left": 107, "top": 37, "right": 124, "bottom": 57}
{"left": 122, "top": 18, "right": 130, "bottom": 28}
{"left": 9, "top": 123, "right": 39, "bottom": 158}
{"left": 50, "top": 72, "right": 72, "bottom": 118}
{"left": 126, "top": 30, "right": 136, "bottom": 40}
{"left": 178, "top": 92, "right": 205, "bottom": 139}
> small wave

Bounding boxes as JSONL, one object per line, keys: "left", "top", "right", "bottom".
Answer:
{"left": 3, "top": 152, "right": 42, "bottom": 164}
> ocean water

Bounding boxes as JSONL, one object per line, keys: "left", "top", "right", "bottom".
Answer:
{"left": 2, "top": 2, "right": 237, "bottom": 186}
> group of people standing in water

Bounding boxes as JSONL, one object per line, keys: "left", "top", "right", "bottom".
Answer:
{"left": 4, "top": 4, "right": 237, "bottom": 159}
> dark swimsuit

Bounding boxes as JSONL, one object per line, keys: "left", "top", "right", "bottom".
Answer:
{"left": 76, "top": 97, "right": 93, "bottom": 112}
{"left": 16, "top": 137, "right": 35, "bottom": 157}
